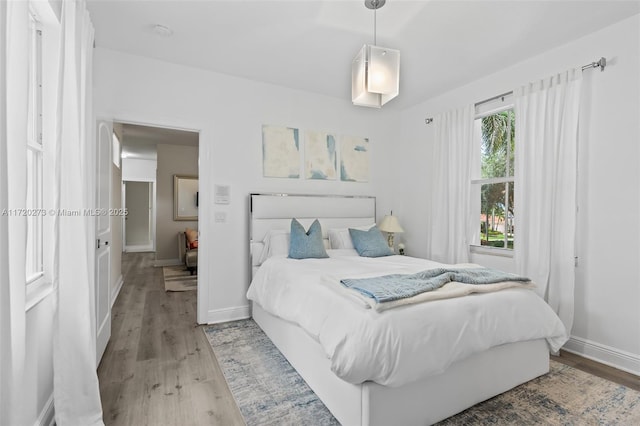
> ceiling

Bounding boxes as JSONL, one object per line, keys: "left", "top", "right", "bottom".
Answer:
{"left": 118, "top": 123, "right": 198, "bottom": 160}
{"left": 88, "top": 0, "right": 640, "bottom": 110}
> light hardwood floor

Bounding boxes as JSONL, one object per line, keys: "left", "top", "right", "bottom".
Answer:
{"left": 99, "top": 252, "right": 640, "bottom": 425}
{"left": 97, "top": 252, "right": 244, "bottom": 426}
{"left": 551, "top": 350, "right": 640, "bottom": 391}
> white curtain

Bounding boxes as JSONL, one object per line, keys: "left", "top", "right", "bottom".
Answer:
{"left": 514, "top": 69, "right": 582, "bottom": 334}
{"left": 427, "top": 104, "right": 479, "bottom": 264}
{"left": 0, "top": 2, "right": 29, "bottom": 425}
{"left": 53, "top": 1, "right": 103, "bottom": 424}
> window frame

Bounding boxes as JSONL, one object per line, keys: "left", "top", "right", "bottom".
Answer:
{"left": 470, "top": 101, "right": 516, "bottom": 255}
{"left": 26, "top": 10, "right": 45, "bottom": 287}
{"left": 25, "top": 0, "right": 58, "bottom": 310}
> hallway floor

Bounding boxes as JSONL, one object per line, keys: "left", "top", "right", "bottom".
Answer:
{"left": 97, "top": 252, "right": 244, "bottom": 425}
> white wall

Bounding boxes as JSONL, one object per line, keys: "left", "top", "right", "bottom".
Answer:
{"left": 122, "top": 157, "right": 156, "bottom": 181}
{"left": 155, "top": 144, "right": 198, "bottom": 263}
{"left": 93, "top": 48, "right": 399, "bottom": 324}
{"left": 395, "top": 15, "right": 640, "bottom": 374}
{"left": 24, "top": 296, "right": 55, "bottom": 425}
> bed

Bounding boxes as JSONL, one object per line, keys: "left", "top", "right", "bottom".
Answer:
{"left": 247, "top": 193, "right": 567, "bottom": 425}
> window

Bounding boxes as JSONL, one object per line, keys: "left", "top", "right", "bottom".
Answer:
{"left": 472, "top": 105, "right": 515, "bottom": 250}
{"left": 112, "top": 132, "right": 121, "bottom": 168}
{"left": 26, "top": 13, "right": 44, "bottom": 283}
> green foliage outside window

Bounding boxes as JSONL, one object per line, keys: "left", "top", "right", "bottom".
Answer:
{"left": 479, "top": 110, "right": 515, "bottom": 248}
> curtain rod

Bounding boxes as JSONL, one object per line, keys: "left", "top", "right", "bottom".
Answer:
{"left": 424, "top": 57, "right": 606, "bottom": 125}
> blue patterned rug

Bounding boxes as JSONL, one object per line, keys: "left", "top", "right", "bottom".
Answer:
{"left": 204, "top": 319, "right": 640, "bottom": 426}
{"left": 203, "top": 319, "right": 339, "bottom": 426}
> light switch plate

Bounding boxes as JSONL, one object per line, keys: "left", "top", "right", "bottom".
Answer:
{"left": 214, "top": 184, "right": 231, "bottom": 204}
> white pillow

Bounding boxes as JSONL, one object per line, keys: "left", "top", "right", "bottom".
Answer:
{"left": 258, "top": 230, "right": 290, "bottom": 264}
{"left": 327, "top": 248, "right": 360, "bottom": 257}
{"left": 328, "top": 224, "right": 375, "bottom": 249}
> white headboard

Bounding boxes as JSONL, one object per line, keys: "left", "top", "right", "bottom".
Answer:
{"left": 250, "top": 193, "right": 376, "bottom": 276}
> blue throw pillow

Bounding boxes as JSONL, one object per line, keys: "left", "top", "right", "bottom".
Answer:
{"left": 289, "top": 218, "right": 329, "bottom": 259}
{"left": 349, "top": 226, "right": 393, "bottom": 257}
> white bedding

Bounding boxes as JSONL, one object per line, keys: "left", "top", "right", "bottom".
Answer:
{"left": 246, "top": 250, "right": 568, "bottom": 388}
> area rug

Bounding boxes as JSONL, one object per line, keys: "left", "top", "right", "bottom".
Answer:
{"left": 204, "top": 320, "right": 339, "bottom": 426}
{"left": 162, "top": 265, "right": 197, "bottom": 292}
{"left": 437, "top": 361, "right": 640, "bottom": 425}
{"left": 204, "top": 319, "right": 640, "bottom": 426}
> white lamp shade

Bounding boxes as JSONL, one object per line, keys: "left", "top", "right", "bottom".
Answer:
{"left": 368, "top": 45, "right": 400, "bottom": 95}
{"left": 352, "top": 44, "right": 400, "bottom": 108}
{"left": 378, "top": 215, "right": 404, "bottom": 233}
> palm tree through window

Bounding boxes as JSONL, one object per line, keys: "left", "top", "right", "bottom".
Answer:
{"left": 474, "top": 109, "right": 515, "bottom": 249}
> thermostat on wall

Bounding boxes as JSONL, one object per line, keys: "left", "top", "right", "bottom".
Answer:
{"left": 214, "top": 184, "right": 231, "bottom": 204}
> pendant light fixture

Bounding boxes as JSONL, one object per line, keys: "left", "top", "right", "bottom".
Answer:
{"left": 352, "top": 0, "right": 400, "bottom": 108}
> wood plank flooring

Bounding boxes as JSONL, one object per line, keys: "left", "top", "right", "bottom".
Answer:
{"left": 97, "top": 252, "right": 244, "bottom": 426}
{"left": 552, "top": 350, "right": 640, "bottom": 391}
{"left": 99, "top": 252, "right": 640, "bottom": 425}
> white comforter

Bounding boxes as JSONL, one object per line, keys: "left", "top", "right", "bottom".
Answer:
{"left": 246, "top": 251, "right": 568, "bottom": 388}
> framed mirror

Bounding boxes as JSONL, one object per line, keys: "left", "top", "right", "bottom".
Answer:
{"left": 174, "top": 175, "right": 198, "bottom": 221}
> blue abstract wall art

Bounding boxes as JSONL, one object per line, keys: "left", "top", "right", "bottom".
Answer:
{"left": 340, "top": 136, "right": 369, "bottom": 182}
{"left": 305, "top": 130, "right": 337, "bottom": 180}
{"left": 262, "top": 125, "right": 300, "bottom": 178}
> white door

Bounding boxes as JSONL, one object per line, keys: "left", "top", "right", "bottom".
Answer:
{"left": 96, "top": 120, "right": 112, "bottom": 364}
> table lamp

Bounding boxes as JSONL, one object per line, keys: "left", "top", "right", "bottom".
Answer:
{"left": 378, "top": 213, "right": 404, "bottom": 249}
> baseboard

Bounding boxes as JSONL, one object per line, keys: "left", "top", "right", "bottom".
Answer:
{"left": 124, "top": 244, "right": 154, "bottom": 253}
{"left": 34, "top": 392, "right": 54, "bottom": 426}
{"left": 207, "top": 305, "right": 251, "bottom": 324}
{"left": 153, "top": 258, "right": 183, "bottom": 267}
{"left": 111, "top": 274, "right": 124, "bottom": 308}
{"left": 563, "top": 335, "right": 640, "bottom": 376}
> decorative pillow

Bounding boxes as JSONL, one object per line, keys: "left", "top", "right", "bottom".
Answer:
{"left": 349, "top": 226, "right": 393, "bottom": 257}
{"left": 185, "top": 228, "right": 198, "bottom": 249}
{"left": 289, "top": 218, "right": 329, "bottom": 259}
{"left": 258, "top": 230, "right": 290, "bottom": 264}
{"left": 328, "top": 224, "right": 376, "bottom": 249}
{"left": 185, "top": 228, "right": 198, "bottom": 243}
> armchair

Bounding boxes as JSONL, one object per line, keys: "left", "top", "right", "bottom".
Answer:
{"left": 178, "top": 230, "right": 198, "bottom": 275}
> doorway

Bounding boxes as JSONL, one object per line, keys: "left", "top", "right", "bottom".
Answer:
{"left": 116, "top": 121, "right": 199, "bottom": 270}
{"left": 123, "top": 181, "right": 154, "bottom": 252}
{"left": 96, "top": 120, "right": 201, "bottom": 366}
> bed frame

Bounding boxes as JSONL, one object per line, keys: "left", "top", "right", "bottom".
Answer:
{"left": 249, "top": 193, "right": 549, "bottom": 425}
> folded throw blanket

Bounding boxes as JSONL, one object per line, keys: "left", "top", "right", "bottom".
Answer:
{"left": 340, "top": 267, "right": 531, "bottom": 304}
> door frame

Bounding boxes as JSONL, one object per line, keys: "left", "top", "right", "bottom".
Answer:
{"left": 109, "top": 117, "right": 206, "bottom": 324}
{"left": 122, "top": 179, "right": 156, "bottom": 253}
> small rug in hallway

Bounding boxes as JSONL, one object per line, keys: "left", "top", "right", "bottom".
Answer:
{"left": 162, "top": 265, "right": 197, "bottom": 292}
{"left": 204, "top": 319, "right": 640, "bottom": 426}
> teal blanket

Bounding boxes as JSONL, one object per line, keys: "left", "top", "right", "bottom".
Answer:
{"left": 340, "top": 267, "right": 530, "bottom": 303}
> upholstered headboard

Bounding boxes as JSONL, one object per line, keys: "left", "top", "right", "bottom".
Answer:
{"left": 249, "top": 193, "right": 376, "bottom": 277}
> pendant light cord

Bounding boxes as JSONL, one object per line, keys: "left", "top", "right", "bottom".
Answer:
{"left": 373, "top": 7, "right": 377, "bottom": 46}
